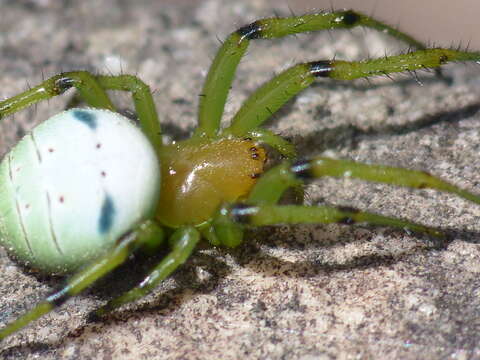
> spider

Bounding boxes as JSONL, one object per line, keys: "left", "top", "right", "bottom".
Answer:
{"left": 1, "top": 9, "right": 480, "bottom": 341}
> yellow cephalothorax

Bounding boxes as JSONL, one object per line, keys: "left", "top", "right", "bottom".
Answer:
{"left": 157, "top": 138, "right": 266, "bottom": 227}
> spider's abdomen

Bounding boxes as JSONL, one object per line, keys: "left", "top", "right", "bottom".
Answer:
{"left": 157, "top": 138, "right": 266, "bottom": 227}
{"left": 0, "top": 108, "right": 161, "bottom": 273}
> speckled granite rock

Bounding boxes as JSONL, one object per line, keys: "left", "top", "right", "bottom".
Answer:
{"left": 0, "top": 1, "right": 480, "bottom": 359}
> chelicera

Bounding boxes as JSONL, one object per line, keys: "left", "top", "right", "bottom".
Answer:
{"left": 1, "top": 9, "right": 480, "bottom": 341}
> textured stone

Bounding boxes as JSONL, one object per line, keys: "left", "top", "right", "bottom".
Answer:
{"left": 1, "top": 1, "right": 480, "bottom": 359}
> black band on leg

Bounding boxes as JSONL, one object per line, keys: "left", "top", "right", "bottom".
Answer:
{"left": 46, "top": 287, "right": 71, "bottom": 307}
{"left": 309, "top": 61, "right": 334, "bottom": 78}
{"left": 237, "top": 21, "right": 263, "bottom": 40}
{"left": 229, "top": 203, "right": 258, "bottom": 224}
{"left": 291, "top": 160, "right": 315, "bottom": 180}
{"left": 338, "top": 10, "right": 361, "bottom": 27}
{"left": 336, "top": 206, "right": 360, "bottom": 225}
{"left": 54, "top": 76, "right": 75, "bottom": 94}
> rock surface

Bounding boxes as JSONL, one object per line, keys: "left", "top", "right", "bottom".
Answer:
{"left": 1, "top": 1, "right": 479, "bottom": 359}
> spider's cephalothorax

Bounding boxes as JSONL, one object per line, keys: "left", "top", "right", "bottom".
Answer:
{"left": 1, "top": 9, "right": 480, "bottom": 341}
{"left": 157, "top": 137, "right": 266, "bottom": 227}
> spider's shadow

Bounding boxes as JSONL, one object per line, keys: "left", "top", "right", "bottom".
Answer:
{"left": 2, "top": 223, "right": 479, "bottom": 357}
{"left": 88, "top": 225, "right": 480, "bottom": 312}
{"left": 271, "top": 79, "right": 480, "bottom": 157}
{"left": 293, "top": 99, "right": 480, "bottom": 157}
{"left": 78, "top": 214, "right": 480, "bottom": 324}
{"left": 83, "top": 225, "right": 480, "bottom": 319}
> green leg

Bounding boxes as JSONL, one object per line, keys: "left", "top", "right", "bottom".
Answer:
{"left": 246, "top": 128, "right": 296, "bottom": 159}
{"left": 96, "top": 226, "right": 200, "bottom": 316}
{"left": 246, "top": 162, "right": 299, "bottom": 205}
{"left": 225, "top": 203, "right": 443, "bottom": 238}
{"left": 248, "top": 156, "right": 480, "bottom": 206}
{"left": 196, "top": 9, "right": 432, "bottom": 137}
{"left": 0, "top": 71, "right": 115, "bottom": 117}
{"left": 292, "top": 157, "right": 480, "bottom": 205}
{"left": 223, "top": 48, "right": 480, "bottom": 137}
{"left": 0, "top": 220, "right": 164, "bottom": 341}
{"left": 94, "top": 75, "right": 162, "bottom": 153}
{"left": 212, "top": 155, "right": 480, "bottom": 247}
{"left": 0, "top": 71, "right": 162, "bottom": 152}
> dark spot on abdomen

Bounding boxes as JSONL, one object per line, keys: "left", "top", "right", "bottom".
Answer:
{"left": 98, "top": 194, "right": 115, "bottom": 234}
{"left": 73, "top": 110, "right": 97, "bottom": 130}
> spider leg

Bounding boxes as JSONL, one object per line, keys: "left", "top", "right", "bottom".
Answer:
{"left": 0, "top": 72, "right": 162, "bottom": 151}
{"left": 0, "top": 220, "right": 164, "bottom": 341}
{"left": 0, "top": 71, "right": 115, "bottom": 116}
{"left": 227, "top": 203, "right": 444, "bottom": 238}
{"left": 246, "top": 128, "right": 296, "bottom": 159}
{"left": 212, "top": 155, "right": 480, "bottom": 246}
{"left": 211, "top": 200, "right": 442, "bottom": 250}
{"left": 95, "top": 226, "right": 200, "bottom": 316}
{"left": 94, "top": 75, "right": 162, "bottom": 151}
{"left": 248, "top": 157, "right": 480, "bottom": 206}
{"left": 196, "top": 10, "right": 433, "bottom": 137}
{"left": 223, "top": 49, "right": 480, "bottom": 136}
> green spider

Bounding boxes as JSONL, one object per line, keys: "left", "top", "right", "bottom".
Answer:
{"left": 1, "top": 9, "right": 480, "bottom": 341}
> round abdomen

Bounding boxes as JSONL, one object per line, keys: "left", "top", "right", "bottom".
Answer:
{"left": 0, "top": 108, "right": 161, "bottom": 273}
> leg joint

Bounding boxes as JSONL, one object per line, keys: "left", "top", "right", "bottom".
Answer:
{"left": 229, "top": 203, "right": 258, "bottom": 224}
{"left": 237, "top": 20, "right": 263, "bottom": 40}
{"left": 46, "top": 287, "right": 70, "bottom": 307}
{"left": 53, "top": 76, "right": 76, "bottom": 94}
{"left": 337, "top": 10, "right": 362, "bottom": 27}
{"left": 309, "top": 61, "right": 334, "bottom": 78}
{"left": 118, "top": 74, "right": 150, "bottom": 93}
{"left": 291, "top": 160, "right": 315, "bottom": 180}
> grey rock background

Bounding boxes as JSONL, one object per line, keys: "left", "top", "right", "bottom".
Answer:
{"left": 0, "top": 0, "right": 480, "bottom": 359}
